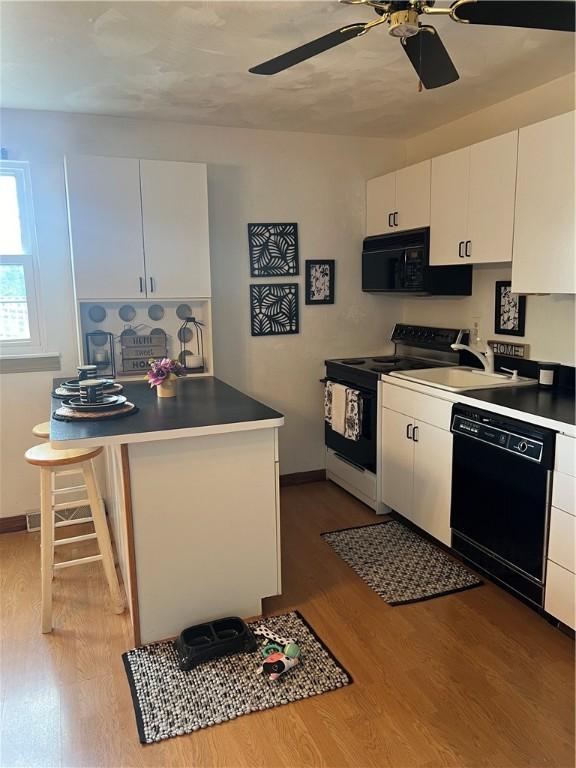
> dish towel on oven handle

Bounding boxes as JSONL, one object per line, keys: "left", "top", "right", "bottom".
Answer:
{"left": 344, "top": 388, "right": 363, "bottom": 441}
{"left": 324, "top": 381, "right": 363, "bottom": 441}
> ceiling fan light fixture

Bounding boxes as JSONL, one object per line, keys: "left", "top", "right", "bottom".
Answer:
{"left": 388, "top": 9, "right": 420, "bottom": 37}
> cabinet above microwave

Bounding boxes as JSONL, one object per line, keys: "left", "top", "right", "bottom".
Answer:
{"left": 362, "top": 228, "right": 472, "bottom": 296}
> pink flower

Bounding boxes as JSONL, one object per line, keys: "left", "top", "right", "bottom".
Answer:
{"left": 146, "top": 357, "right": 185, "bottom": 387}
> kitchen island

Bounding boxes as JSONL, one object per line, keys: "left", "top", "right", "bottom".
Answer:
{"left": 50, "top": 377, "right": 284, "bottom": 645}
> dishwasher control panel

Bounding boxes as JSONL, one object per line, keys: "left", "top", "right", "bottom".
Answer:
{"left": 451, "top": 414, "right": 545, "bottom": 463}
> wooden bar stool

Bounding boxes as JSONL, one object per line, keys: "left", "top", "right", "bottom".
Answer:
{"left": 25, "top": 443, "right": 124, "bottom": 633}
{"left": 32, "top": 422, "right": 94, "bottom": 530}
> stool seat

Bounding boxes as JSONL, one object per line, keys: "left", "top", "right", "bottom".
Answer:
{"left": 25, "top": 444, "right": 103, "bottom": 467}
{"left": 32, "top": 422, "right": 51, "bottom": 439}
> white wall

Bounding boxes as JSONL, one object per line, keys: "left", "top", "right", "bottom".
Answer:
{"left": 0, "top": 109, "right": 404, "bottom": 518}
{"left": 402, "top": 73, "right": 575, "bottom": 364}
{"left": 401, "top": 265, "right": 575, "bottom": 365}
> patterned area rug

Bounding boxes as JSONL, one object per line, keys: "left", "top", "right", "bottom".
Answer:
{"left": 123, "top": 611, "right": 351, "bottom": 744}
{"left": 321, "top": 520, "right": 482, "bottom": 605}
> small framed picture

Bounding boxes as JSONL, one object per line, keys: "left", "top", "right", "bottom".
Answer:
{"left": 494, "top": 281, "right": 526, "bottom": 336}
{"left": 305, "top": 260, "right": 335, "bottom": 305}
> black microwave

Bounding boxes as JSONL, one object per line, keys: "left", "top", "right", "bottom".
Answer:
{"left": 362, "top": 227, "right": 472, "bottom": 296}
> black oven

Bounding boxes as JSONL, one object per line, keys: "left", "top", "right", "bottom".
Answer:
{"left": 362, "top": 227, "right": 472, "bottom": 296}
{"left": 450, "top": 404, "right": 556, "bottom": 607}
{"left": 324, "top": 363, "right": 377, "bottom": 473}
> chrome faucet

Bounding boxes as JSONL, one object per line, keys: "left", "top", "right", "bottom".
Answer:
{"left": 451, "top": 342, "right": 495, "bottom": 374}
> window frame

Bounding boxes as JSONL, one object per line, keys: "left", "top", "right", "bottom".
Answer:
{"left": 0, "top": 160, "right": 44, "bottom": 356}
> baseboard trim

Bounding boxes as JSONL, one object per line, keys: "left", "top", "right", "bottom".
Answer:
{"left": 0, "top": 515, "right": 27, "bottom": 534}
{"left": 280, "top": 469, "right": 326, "bottom": 487}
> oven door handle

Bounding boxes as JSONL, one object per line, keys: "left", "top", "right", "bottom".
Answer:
{"left": 320, "top": 378, "right": 376, "bottom": 399}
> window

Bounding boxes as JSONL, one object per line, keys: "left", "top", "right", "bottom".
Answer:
{"left": 0, "top": 161, "right": 43, "bottom": 353}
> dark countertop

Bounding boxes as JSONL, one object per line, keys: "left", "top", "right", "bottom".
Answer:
{"left": 463, "top": 385, "right": 575, "bottom": 428}
{"left": 50, "top": 377, "right": 284, "bottom": 446}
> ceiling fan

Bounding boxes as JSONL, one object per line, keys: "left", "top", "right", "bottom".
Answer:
{"left": 249, "top": 1, "right": 576, "bottom": 90}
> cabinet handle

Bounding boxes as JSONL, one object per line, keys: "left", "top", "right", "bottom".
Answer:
{"left": 465, "top": 240, "right": 472, "bottom": 257}
{"left": 139, "top": 277, "right": 144, "bottom": 293}
{"left": 406, "top": 424, "right": 413, "bottom": 440}
{"left": 388, "top": 212, "right": 393, "bottom": 228}
{"left": 393, "top": 211, "right": 398, "bottom": 227}
{"left": 458, "top": 241, "right": 465, "bottom": 258}
{"left": 149, "top": 277, "right": 154, "bottom": 293}
{"left": 413, "top": 425, "right": 419, "bottom": 442}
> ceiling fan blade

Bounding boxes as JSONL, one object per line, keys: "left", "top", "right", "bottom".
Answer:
{"left": 402, "top": 26, "right": 459, "bottom": 89}
{"left": 450, "top": 0, "right": 575, "bottom": 32}
{"left": 249, "top": 23, "right": 368, "bottom": 75}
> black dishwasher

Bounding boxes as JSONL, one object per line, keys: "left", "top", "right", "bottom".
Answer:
{"left": 450, "top": 404, "right": 556, "bottom": 607}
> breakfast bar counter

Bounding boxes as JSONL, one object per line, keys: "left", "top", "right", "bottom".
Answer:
{"left": 50, "top": 377, "right": 284, "bottom": 646}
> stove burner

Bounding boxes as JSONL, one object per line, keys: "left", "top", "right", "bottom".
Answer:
{"left": 372, "top": 357, "right": 401, "bottom": 363}
{"left": 341, "top": 359, "right": 366, "bottom": 365}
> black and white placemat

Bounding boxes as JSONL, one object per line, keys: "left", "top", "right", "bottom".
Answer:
{"left": 321, "top": 520, "right": 482, "bottom": 605}
{"left": 122, "top": 611, "right": 351, "bottom": 744}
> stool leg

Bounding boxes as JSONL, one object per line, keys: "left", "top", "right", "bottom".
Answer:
{"left": 40, "top": 468, "right": 54, "bottom": 633}
{"left": 82, "top": 461, "right": 124, "bottom": 614}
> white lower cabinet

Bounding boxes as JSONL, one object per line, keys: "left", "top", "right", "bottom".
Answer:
{"left": 380, "top": 407, "right": 414, "bottom": 518}
{"left": 545, "top": 435, "right": 576, "bottom": 629}
{"left": 545, "top": 561, "right": 575, "bottom": 630}
{"left": 380, "top": 383, "right": 452, "bottom": 546}
{"left": 411, "top": 421, "right": 453, "bottom": 546}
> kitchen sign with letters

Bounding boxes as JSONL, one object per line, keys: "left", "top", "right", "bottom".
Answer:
{"left": 121, "top": 333, "right": 168, "bottom": 373}
{"left": 487, "top": 341, "right": 529, "bottom": 359}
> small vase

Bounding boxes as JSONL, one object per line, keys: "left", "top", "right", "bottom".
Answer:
{"left": 156, "top": 378, "right": 177, "bottom": 398}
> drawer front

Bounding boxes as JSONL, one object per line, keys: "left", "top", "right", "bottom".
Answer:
{"left": 552, "top": 471, "right": 575, "bottom": 516}
{"left": 555, "top": 434, "right": 576, "bottom": 477}
{"left": 381, "top": 382, "right": 452, "bottom": 430}
{"left": 545, "top": 560, "right": 576, "bottom": 630}
{"left": 326, "top": 448, "right": 377, "bottom": 501}
{"left": 548, "top": 506, "right": 576, "bottom": 573}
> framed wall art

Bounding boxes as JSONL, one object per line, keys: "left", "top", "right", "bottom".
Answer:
{"left": 494, "top": 280, "right": 526, "bottom": 337}
{"left": 248, "top": 223, "right": 299, "bottom": 277}
{"left": 305, "top": 260, "right": 335, "bottom": 305}
{"left": 250, "top": 284, "right": 299, "bottom": 336}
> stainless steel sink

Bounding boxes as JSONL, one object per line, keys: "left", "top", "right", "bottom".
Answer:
{"left": 389, "top": 366, "right": 537, "bottom": 393}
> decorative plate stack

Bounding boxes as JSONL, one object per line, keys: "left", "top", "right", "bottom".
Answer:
{"left": 52, "top": 377, "right": 138, "bottom": 422}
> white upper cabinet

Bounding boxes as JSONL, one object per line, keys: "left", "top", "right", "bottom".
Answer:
{"left": 468, "top": 131, "right": 517, "bottom": 265}
{"left": 429, "top": 146, "right": 469, "bottom": 266}
{"left": 66, "top": 155, "right": 211, "bottom": 300}
{"left": 366, "top": 160, "right": 430, "bottom": 236}
{"left": 395, "top": 161, "right": 431, "bottom": 232}
{"left": 65, "top": 155, "right": 146, "bottom": 300}
{"left": 430, "top": 132, "right": 517, "bottom": 266}
{"left": 366, "top": 172, "right": 396, "bottom": 235}
{"left": 512, "top": 111, "right": 575, "bottom": 295}
{"left": 140, "top": 160, "right": 211, "bottom": 299}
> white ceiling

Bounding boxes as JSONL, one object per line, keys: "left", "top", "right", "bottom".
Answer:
{"left": 1, "top": 1, "right": 574, "bottom": 137}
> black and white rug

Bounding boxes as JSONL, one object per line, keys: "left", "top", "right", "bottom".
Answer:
{"left": 321, "top": 520, "right": 482, "bottom": 605}
{"left": 122, "top": 611, "right": 351, "bottom": 744}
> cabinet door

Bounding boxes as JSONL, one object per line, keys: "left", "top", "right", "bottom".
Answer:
{"left": 380, "top": 407, "right": 414, "bottom": 518}
{"left": 366, "top": 172, "right": 396, "bottom": 236}
{"left": 65, "top": 155, "right": 146, "bottom": 299}
{"left": 140, "top": 160, "right": 211, "bottom": 298}
{"left": 467, "top": 131, "right": 517, "bottom": 264}
{"left": 395, "top": 160, "right": 431, "bottom": 231}
{"left": 512, "top": 111, "right": 575, "bottom": 294}
{"left": 545, "top": 560, "right": 575, "bottom": 630}
{"left": 412, "top": 420, "right": 453, "bottom": 546}
{"left": 429, "top": 146, "right": 470, "bottom": 265}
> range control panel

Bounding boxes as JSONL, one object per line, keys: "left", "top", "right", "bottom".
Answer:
{"left": 452, "top": 414, "right": 545, "bottom": 463}
{"left": 391, "top": 324, "right": 468, "bottom": 351}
